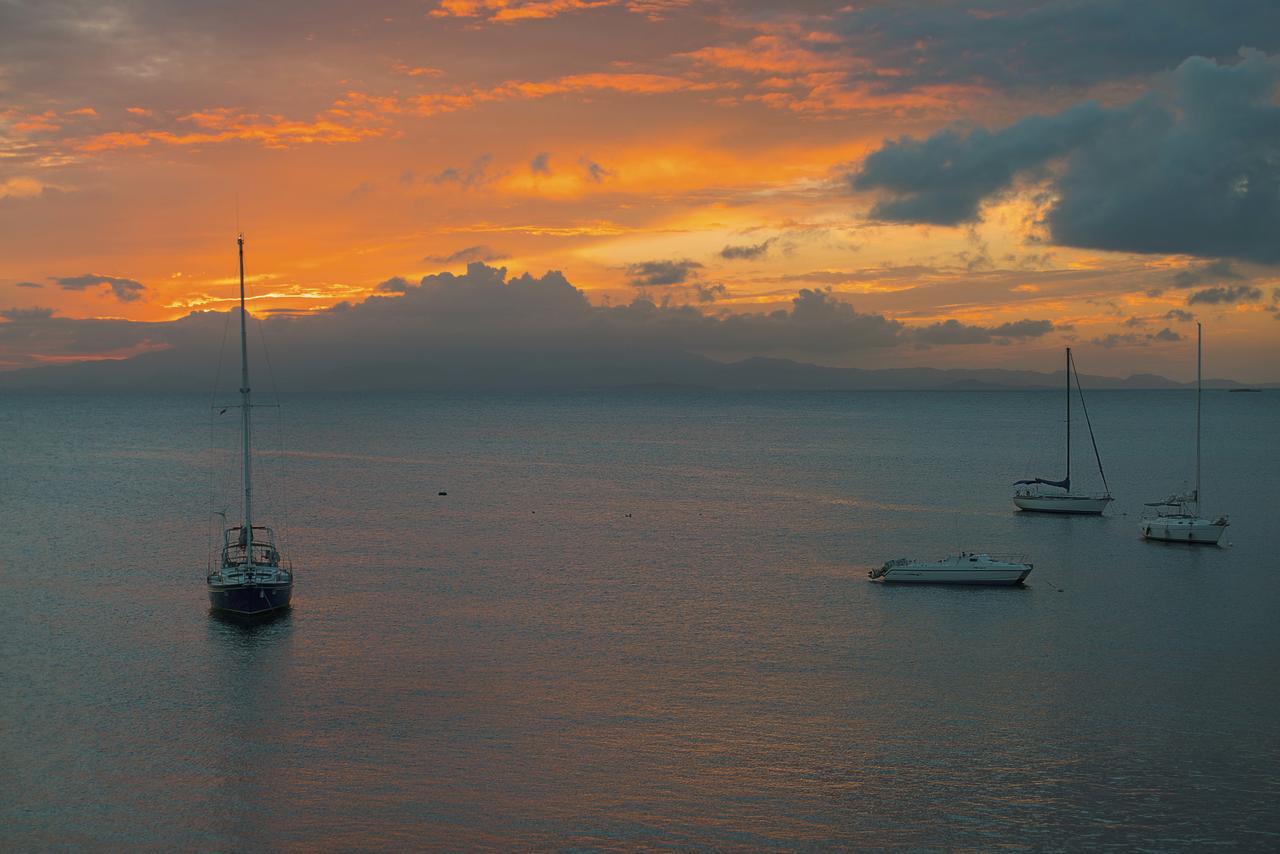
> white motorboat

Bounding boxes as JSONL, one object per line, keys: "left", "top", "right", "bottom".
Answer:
{"left": 1013, "top": 347, "right": 1113, "bottom": 514}
{"left": 869, "top": 552, "right": 1033, "bottom": 585}
{"left": 1141, "top": 323, "right": 1229, "bottom": 545}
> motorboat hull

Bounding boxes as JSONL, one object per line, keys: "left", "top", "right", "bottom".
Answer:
{"left": 1141, "top": 517, "right": 1228, "bottom": 545}
{"left": 877, "top": 565, "right": 1031, "bottom": 585}
{"left": 1013, "top": 493, "right": 1111, "bottom": 515}
{"left": 207, "top": 580, "right": 293, "bottom": 615}
{"left": 872, "top": 554, "right": 1033, "bottom": 585}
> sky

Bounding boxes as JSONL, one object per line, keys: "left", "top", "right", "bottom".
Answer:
{"left": 2, "top": 0, "right": 1279, "bottom": 383}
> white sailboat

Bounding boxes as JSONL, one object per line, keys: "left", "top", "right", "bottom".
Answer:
{"left": 206, "top": 234, "right": 294, "bottom": 614}
{"left": 1013, "top": 347, "right": 1113, "bottom": 514}
{"left": 1141, "top": 322, "right": 1229, "bottom": 545}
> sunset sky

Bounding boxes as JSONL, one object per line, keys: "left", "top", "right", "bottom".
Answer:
{"left": 2, "top": 0, "right": 1279, "bottom": 382}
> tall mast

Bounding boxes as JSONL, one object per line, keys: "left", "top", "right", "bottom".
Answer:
{"left": 1195, "top": 322, "right": 1201, "bottom": 512}
{"left": 1064, "top": 346, "right": 1071, "bottom": 489}
{"left": 238, "top": 234, "right": 254, "bottom": 570}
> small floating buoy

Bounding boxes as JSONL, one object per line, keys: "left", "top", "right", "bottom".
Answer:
{"left": 438, "top": 491, "right": 447, "bottom": 496}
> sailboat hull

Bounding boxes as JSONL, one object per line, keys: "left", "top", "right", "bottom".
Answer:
{"left": 1141, "top": 517, "right": 1228, "bottom": 545}
{"left": 207, "top": 581, "right": 293, "bottom": 615}
{"left": 1013, "top": 494, "right": 1112, "bottom": 514}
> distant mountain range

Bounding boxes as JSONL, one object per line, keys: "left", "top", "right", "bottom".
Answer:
{"left": 1, "top": 346, "right": 1274, "bottom": 392}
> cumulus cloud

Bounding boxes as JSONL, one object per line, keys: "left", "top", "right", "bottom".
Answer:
{"left": 530, "top": 152, "right": 551, "bottom": 174}
{"left": 1187, "top": 284, "right": 1263, "bottom": 304}
{"left": 626, "top": 259, "right": 703, "bottom": 286}
{"left": 422, "top": 245, "right": 509, "bottom": 265}
{"left": 720, "top": 239, "right": 774, "bottom": 260}
{"left": 376, "top": 276, "right": 413, "bottom": 293}
{"left": 851, "top": 50, "right": 1280, "bottom": 264}
{"left": 1165, "top": 308, "right": 1195, "bottom": 321}
{"left": 53, "top": 274, "right": 145, "bottom": 302}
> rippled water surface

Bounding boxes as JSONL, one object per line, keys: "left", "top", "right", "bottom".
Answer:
{"left": 2, "top": 390, "right": 1278, "bottom": 849}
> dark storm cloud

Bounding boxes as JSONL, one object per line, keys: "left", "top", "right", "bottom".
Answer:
{"left": 1186, "top": 285, "right": 1263, "bottom": 304}
{"left": 1171, "top": 260, "right": 1242, "bottom": 289}
{"left": 719, "top": 239, "right": 774, "bottom": 260}
{"left": 851, "top": 50, "right": 1280, "bottom": 264}
{"left": 830, "top": 0, "right": 1280, "bottom": 91}
{"left": 530, "top": 153, "right": 551, "bottom": 175}
{"left": 853, "top": 102, "right": 1108, "bottom": 225}
{"left": 626, "top": 259, "right": 703, "bottom": 286}
{"left": 422, "top": 245, "right": 509, "bottom": 265}
{"left": 53, "top": 273, "right": 145, "bottom": 301}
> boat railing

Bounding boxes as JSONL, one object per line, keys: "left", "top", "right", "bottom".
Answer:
{"left": 969, "top": 551, "right": 1030, "bottom": 565}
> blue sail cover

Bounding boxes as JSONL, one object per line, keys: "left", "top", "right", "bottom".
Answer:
{"left": 1014, "top": 476, "right": 1071, "bottom": 490}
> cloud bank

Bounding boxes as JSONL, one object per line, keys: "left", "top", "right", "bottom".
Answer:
{"left": 2, "top": 263, "right": 1060, "bottom": 387}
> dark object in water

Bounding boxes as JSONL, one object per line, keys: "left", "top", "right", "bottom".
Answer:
{"left": 438, "top": 491, "right": 447, "bottom": 496}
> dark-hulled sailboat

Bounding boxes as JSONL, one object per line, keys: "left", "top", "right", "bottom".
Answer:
{"left": 206, "top": 235, "right": 294, "bottom": 615}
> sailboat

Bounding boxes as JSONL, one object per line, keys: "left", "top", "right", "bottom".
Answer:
{"left": 1013, "top": 347, "right": 1113, "bottom": 514}
{"left": 206, "top": 235, "right": 294, "bottom": 614}
{"left": 1141, "top": 323, "right": 1229, "bottom": 544}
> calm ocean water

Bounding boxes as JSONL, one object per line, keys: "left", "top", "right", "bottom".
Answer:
{"left": 2, "top": 389, "right": 1278, "bottom": 849}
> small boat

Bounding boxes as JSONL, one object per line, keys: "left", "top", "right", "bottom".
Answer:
{"left": 869, "top": 552, "right": 1033, "bottom": 585}
{"left": 1141, "top": 322, "right": 1229, "bottom": 545}
{"left": 1013, "top": 347, "right": 1113, "bottom": 514}
{"left": 206, "top": 235, "right": 294, "bottom": 615}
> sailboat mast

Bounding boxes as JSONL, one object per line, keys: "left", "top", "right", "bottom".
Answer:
{"left": 238, "top": 234, "right": 254, "bottom": 568}
{"left": 1064, "top": 347, "right": 1071, "bottom": 487}
{"left": 1195, "top": 322, "right": 1201, "bottom": 512}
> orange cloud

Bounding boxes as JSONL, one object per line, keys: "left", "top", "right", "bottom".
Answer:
{"left": 76, "top": 103, "right": 391, "bottom": 153}
{"left": 411, "top": 71, "right": 717, "bottom": 116}
{"left": 429, "top": 0, "right": 689, "bottom": 22}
